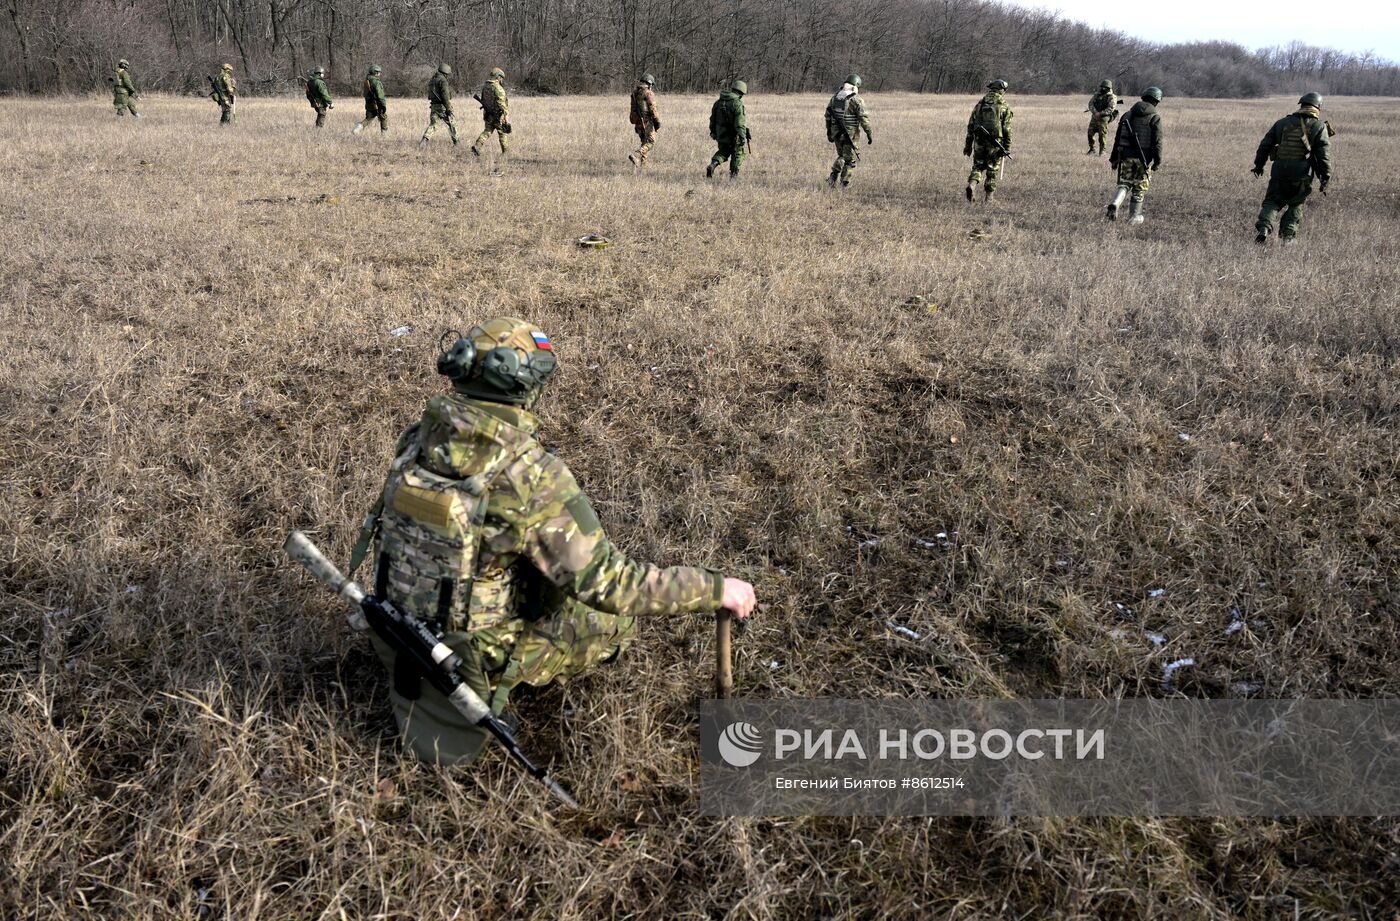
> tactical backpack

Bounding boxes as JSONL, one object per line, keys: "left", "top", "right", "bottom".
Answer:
{"left": 973, "top": 98, "right": 1004, "bottom": 140}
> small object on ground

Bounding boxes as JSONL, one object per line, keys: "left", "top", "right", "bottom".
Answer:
{"left": 888, "top": 622, "right": 922, "bottom": 641}
{"left": 968, "top": 228, "right": 990, "bottom": 240}
{"left": 1225, "top": 610, "right": 1247, "bottom": 636}
{"left": 716, "top": 611, "right": 733, "bottom": 699}
{"left": 903, "top": 295, "right": 926, "bottom": 309}
{"left": 389, "top": 325, "right": 413, "bottom": 337}
{"left": 577, "top": 233, "right": 611, "bottom": 248}
{"left": 314, "top": 193, "right": 342, "bottom": 204}
{"left": 1177, "top": 433, "right": 1191, "bottom": 442}
{"left": 1145, "top": 631, "right": 1167, "bottom": 646}
{"left": 1148, "top": 588, "right": 1165, "bottom": 598}
{"left": 1161, "top": 657, "right": 1196, "bottom": 691}
{"left": 948, "top": 435, "right": 958, "bottom": 444}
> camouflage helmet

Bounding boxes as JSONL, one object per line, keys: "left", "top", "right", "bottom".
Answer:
{"left": 438, "top": 63, "right": 452, "bottom": 75}
{"left": 437, "top": 317, "right": 558, "bottom": 406}
{"left": 118, "top": 59, "right": 130, "bottom": 68}
{"left": 368, "top": 64, "right": 382, "bottom": 75}
{"left": 222, "top": 63, "right": 233, "bottom": 72}
{"left": 490, "top": 67, "right": 506, "bottom": 80}
{"left": 1298, "top": 92, "right": 1323, "bottom": 108}
{"left": 1142, "top": 86, "right": 1163, "bottom": 103}
{"left": 846, "top": 73, "right": 862, "bottom": 88}
{"left": 640, "top": 73, "right": 656, "bottom": 86}
{"left": 987, "top": 79, "right": 1008, "bottom": 91}
{"left": 730, "top": 79, "right": 748, "bottom": 95}
{"left": 1100, "top": 79, "right": 1113, "bottom": 90}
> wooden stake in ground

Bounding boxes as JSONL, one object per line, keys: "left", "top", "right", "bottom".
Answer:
{"left": 715, "top": 610, "right": 734, "bottom": 699}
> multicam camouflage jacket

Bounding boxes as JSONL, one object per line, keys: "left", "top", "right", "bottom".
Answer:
{"left": 630, "top": 84, "right": 660, "bottom": 128}
{"left": 1088, "top": 89, "right": 1116, "bottom": 122}
{"left": 966, "top": 90, "right": 1013, "bottom": 147}
{"left": 480, "top": 78, "right": 508, "bottom": 121}
{"left": 114, "top": 66, "right": 137, "bottom": 99}
{"left": 373, "top": 393, "right": 723, "bottom": 667}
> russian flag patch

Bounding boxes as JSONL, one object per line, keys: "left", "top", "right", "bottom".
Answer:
{"left": 531, "top": 331, "right": 552, "bottom": 350}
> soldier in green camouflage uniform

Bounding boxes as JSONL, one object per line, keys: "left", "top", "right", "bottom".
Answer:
{"left": 707, "top": 80, "right": 750, "bottom": 179}
{"left": 964, "top": 80, "right": 1013, "bottom": 203}
{"left": 628, "top": 73, "right": 661, "bottom": 168}
{"left": 1086, "top": 80, "right": 1117, "bottom": 154}
{"left": 358, "top": 317, "right": 758, "bottom": 765}
{"left": 305, "top": 66, "right": 333, "bottom": 128}
{"left": 825, "top": 73, "right": 873, "bottom": 188}
{"left": 471, "top": 67, "right": 511, "bottom": 163}
{"left": 1252, "top": 92, "right": 1333, "bottom": 246}
{"left": 112, "top": 59, "right": 141, "bottom": 117}
{"left": 214, "top": 63, "right": 236, "bottom": 125}
{"left": 353, "top": 64, "right": 388, "bottom": 135}
{"left": 1106, "top": 86, "right": 1164, "bottom": 225}
{"left": 420, "top": 64, "right": 458, "bottom": 146}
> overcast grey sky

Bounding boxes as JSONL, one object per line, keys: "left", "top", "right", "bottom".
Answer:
{"left": 1020, "top": 0, "right": 1400, "bottom": 61}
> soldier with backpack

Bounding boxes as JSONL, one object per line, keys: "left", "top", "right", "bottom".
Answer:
{"left": 1106, "top": 86, "right": 1164, "bottom": 224}
{"left": 420, "top": 64, "right": 458, "bottom": 146}
{"left": 350, "top": 317, "right": 759, "bottom": 766}
{"left": 112, "top": 59, "right": 141, "bottom": 118}
{"left": 825, "top": 73, "right": 873, "bottom": 189}
{"left": 305, "top": 66, "right": 334, "bottom": 128}
{"left": 1252, "top": 92, "right": 1333, "bottom": 246}
{"left": 628, "top": 73, "right": 662, "bottom": 169}
{"left": 211, "top": 63, "right": 237, "bottom": 125}
{"left": 353, "top": 64, "right": 389, "bottom": 136}
{"left": 964, "top": 80, "right": 1013, "bottom": 203}
{"left": 707, "top": 80, "right": 751, "bottom": 180}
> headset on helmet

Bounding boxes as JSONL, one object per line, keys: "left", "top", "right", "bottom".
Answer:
{"left": 436, "top": 318, "right": 558, "bottom": 405}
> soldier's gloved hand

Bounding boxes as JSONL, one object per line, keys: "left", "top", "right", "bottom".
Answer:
{"left": 866, "top": 133, "right": 873, "bottom": 146}
{"left": 963, "top": 143, "right": 972, "bottom": 157}
{"left": 654, "top": 119, "right": 662, "bottom": 130}
{"left": 721, "top": 578, "right": 757, "bottom": 620}
{"left": 1319, "top": 177, "right": 1330, "bottom": 194}
{"left": 1251, "top": 165, "right": 1264, "bottom": 178}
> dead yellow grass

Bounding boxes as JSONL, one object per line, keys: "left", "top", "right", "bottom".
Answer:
{"left": 1, "top": 91, "right": 1398, "bottom": 919}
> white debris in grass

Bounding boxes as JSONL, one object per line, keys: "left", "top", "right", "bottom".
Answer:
{"left": 1145, "top": 631, "right": 1167, "bottom": 647}
{"left": 389, "top": 325, "right": 413, "bottom": 337}
{"left": 888, "top": 623, "right": 922, "bottom": 641}
{"left": 1148, "top": 588, "right": 1165, "bottom": 598}
{"left": 1161, "top": 657, "right": 1196, "bottom": 690}
{"left": 1225, "top": 610, "right": 1247, "bottom": 636}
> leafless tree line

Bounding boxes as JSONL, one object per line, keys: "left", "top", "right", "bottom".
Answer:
{"left": 4, "top": 0, "right": 1397, "bottom": 97}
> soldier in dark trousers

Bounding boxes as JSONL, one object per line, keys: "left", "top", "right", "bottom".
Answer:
{"left": 1252, "top": 92, "right": 1333, "bottom": 246}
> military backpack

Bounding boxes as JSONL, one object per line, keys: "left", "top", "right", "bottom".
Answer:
{"left": 972, "top": 98, "right": 1006, "bottom": 140}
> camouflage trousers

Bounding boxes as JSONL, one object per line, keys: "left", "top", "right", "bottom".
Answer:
{"left": 422, "top": 105, "right": 458, "bottom": 143}
{"left": 1114, "top": 159, "right": 1152, "bottom": 203}
{"left": 357, "top": 106, "right": 389, "bottom": 134}
{"left": 967, "top": 139, "right": 1005, "bottom": 192}
{"left": 1087, "top": 116, "right": 1110, "bottom": 152}
{"left": 218, "top": 100, "right": 234, "bottom": 124}
{"left": 709, "top": 141, "right": 746, "bottom": 176}
{"left": 372, "top": 599, "right": 637, "bottom": 766}
{"left": 113, "top": 93, "right": 139, "bottom": 117}
{"left": 1256, "top": 177, "right": 1313, "bottom": 240}
{"left": 829, "top": 137, "right": 860, "bottom": 184}
{"left": 633, "top": 123, "right": 657, "bottom": 163}
{"left": 474, "top": 119, "right": 510, "bottom": 155}
{"left": 311, "top": 103, "right": 328, "bottom": 128}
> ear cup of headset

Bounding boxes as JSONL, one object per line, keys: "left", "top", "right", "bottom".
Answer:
{"left": 436, "top": 337, "right": 477, "bottom": 379}
{"left": 479, "top": 346, "right": 523, "bottom": 392}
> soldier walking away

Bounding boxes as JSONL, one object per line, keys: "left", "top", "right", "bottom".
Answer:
{"left": 350, "top": 317, "right": 759, "bottom": 766}
{"left": 471, "top": 68, "right": 511, "bottom": 169}
{"left": 420, "top": 64, "right": 458, "bottom": 146}
{"left": 628, "top": 73, "right": 661, "bottom": 169}
{"left": 964, "top": 80, "right": 1013, "bottom": 203}
{"left": 1252, "top": 92, "right": 1333, "bottom": 246}
{"left": 112, "top": 59, "right": 141, "bottom": 118}
{"left": 707, "top": 80, "right": 750, "bottom": 180}
{"left": 1086, "top": 80, "right": 1117, "bottom": 154}
{"left": 212, "top": 63, "right": 237, "bottom": 125}
{"left": 1106, "top": 86, "right": 1164, "bottom": 225}
{"left": 305, "top": 66, "right": 334, "bottom": 128}
{"left": 353, "top": 64, "right": 389, "bottom": 135}
{"left": 825, "top": 73, "right": 873, "bottom": 189}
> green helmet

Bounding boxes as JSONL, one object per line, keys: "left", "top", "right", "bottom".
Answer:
{"left": 438, "top": 63, "right": 452, "bottom": 76}
{"left": 490, "top": 67, "right": 506, "bottom": 80}
{"left": 1142, "top": 86, "right": 1163, "bottom": 103}
{"left": 846, "top": 73, "right": 862, "bottom": 88}
{"left": 313, "top": 66, "right": 325, "bottom": 77}
{"left": 1100, "top": 79, "right": 1112, "bottom": 90}
{"left": 118, "top": 59, "right": 130, "bottom": 69}
{"left": 437, "top": 318, "right": 558, "bottom": 407}
{"left": 987, "top": 79, "right": 1008, "bottom": 91}
{"left": 730, "top": 79, "right": 748, "bottom": 95}
{"left": 368, "top": 64, "right": 382, "bottom": 75}
{"left": 640, "top": 73, "right": 656, "bottom": 86}
{"left": 1298, "top": 92, "right": 1322, "bottom": 108}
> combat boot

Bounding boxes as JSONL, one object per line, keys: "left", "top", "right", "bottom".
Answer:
{"left": 705, "top": 162, "right": 716, "bottom": 179}
{"left": 984, "top": 188, "right": 995, "bottom": 204}
{"left": 418, "top": 137, "right": 428, "bottom": 147}
{"left": 1127, "top": 200, "right": 1145, "bottom": 225}
{"left": 1255, "top": 229, "right": 1269, "bottom": 246}
{"left": 827, "top": 168, "right": 840, "bottom": 187}
{"left": 1281, "top": 236, "right": 1297, "bottom": 247}
{"left": 965, "top": 183, "right": 974, "bottom": 202}
{"left": 1106, "top": 186, "right": 1128, "bottom": 221}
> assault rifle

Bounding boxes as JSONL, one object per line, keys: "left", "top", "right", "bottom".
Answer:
{"left": 472, "top": 94, "right": 512, "bottom": 132}
{"left": 974, "top": 123, "right": 1012, "bottom": 159}
{"left": 1121, "top": 111, "right": 1152, "bottom": 169}
{"left": 745, "top": 128, "right": 754, "bottom": 158}
{"left": 283, "top": 530, "right": 578, "bottom": 809}
{"left": 205, "top": 74, "right": 220, "bottom": 102}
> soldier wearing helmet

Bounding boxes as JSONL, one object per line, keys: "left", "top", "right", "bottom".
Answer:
{"left": 353, "top": 64, "right": 389, "bottom": 136}
{"left": 1085, "top": 80, "right": 1118, "bottom": 155}
{"left": 353, "top": 318, "right": 758, "bottom": 766}
{"left": 214, "top": 63, "right": 237, "bottom": 125}
{"left": 471, "top": 67, "right": 511, "bottom": 168}
{"left": 1251, "top": 92, "right": 1334, "bottom": 246}
{"left": 1106, "top": 86, "right": 1164, "bottom": 225}
{"left": 421, "top": 64, "right": 459, "bottom": 146}
{"left": 305, "top": 66, "right": 334, "bottom": 128}
{"left": 825, "top": 72, "right": 873, "bottom": 189}
{"left": 628, "top": 73, "right": 662, "bottom": 169}
{"left": 964, "top": 79, "right": 1013, "bottom": 203}
{"left": 707, "top": 79, "right": 750, "bottom": 179}
{"left": 112, "top": 59, "right": 141, "bottom": 118}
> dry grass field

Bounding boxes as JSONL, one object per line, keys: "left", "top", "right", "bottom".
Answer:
{"left": 2, "top": 90, "right": 1399, "bottom": 919}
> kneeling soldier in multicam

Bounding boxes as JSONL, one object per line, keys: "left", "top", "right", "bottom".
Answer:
{"left": 964, "top": 79, "right": 1013, "bottom": 203}
{"left": 825, "top": 73, "right": 873, "bottom": 189}
{"left": 1252, "top": 92, "right": 1333, "bottom": 246}
{"left": 1106, "top": 86, "right": 1164, "bottom": 225}
{"left": 305, "top": 66, "right": 333, "bottom": 128}
{"left": 353, "top": 64, "right": 388, "bottom": 135}
{"left": 353, "top": 317, "right": 758, "bottom": 765}
{"left": 112, "top": 59, "right": 141, "bottom": 118}
{"left": 628, "top": 73, "right": 661, "bottom": 168}
{"left": 1086, "top": 80, "right": 1117, "bottom": 154}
